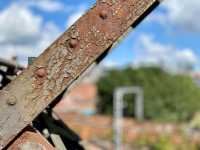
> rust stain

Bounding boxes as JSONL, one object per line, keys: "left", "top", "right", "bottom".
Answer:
{"left": 7, "top": 127, "right": 55, "bottom": 150}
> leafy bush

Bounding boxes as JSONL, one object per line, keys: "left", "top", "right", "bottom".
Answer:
{"left": 134, "top": 136, "right": 200, "bottom": 150}
{"left": 97, "top": 67, "right": 200, "bottom": 122}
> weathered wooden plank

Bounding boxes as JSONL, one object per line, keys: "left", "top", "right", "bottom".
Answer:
{"left": 0, "top": 0, "right": 160, "bottom": 148}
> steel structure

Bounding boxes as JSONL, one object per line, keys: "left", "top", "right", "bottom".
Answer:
{"left": 0, "top": 0, "right": 162, "bottom": 149}
{"left": 114, "top": 86, "right": 144, "bottom": 150}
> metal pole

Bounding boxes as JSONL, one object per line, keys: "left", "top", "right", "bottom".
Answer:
{"left": 135, "top": 88, "right": 144, "bottom": 121}
{"left": 114, "top": 90, "right": 123, "bottom": 150}
{"left": 113, "top": 86, "right": 144, "bottom": 150}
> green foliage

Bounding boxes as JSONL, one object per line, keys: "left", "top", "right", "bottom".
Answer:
{"left": 150, "top": 136, "right": 199, "bottom": 150}
{"left": 97, "top": 67, "right": 200, "bottom": 122}
{"left": 133, "top": 135, "right": 200, "bottom": 150}
{"left": 151, "top": 137, "right": 175, "bottom": 150}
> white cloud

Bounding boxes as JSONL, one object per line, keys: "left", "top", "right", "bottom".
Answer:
{"left": 138, "top": 34, "right": 172, "bottom": 55}
{"left": 0, "top": 3, "right": 61, "bottom": 65}
{"left": 151, "top": 0, "right": 200, "bottom": 32}
{"left": 101, "top": 60, "right": 119, "bottom": 68}
{"left": 175, "top": 49, "right": 197, "bottom": 65}
{"left": 66, "top": 6, "right": 86, "bottom": 27}
{"left": 0, "top": 3, "right": 42, "bottom": 45}
{"left": 133, "top": 33, "right": 197, "bottom": 72}
{"left": 27, "top": 0, "right": 65, "bottom": 12}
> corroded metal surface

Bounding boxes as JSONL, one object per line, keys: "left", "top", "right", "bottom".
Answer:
{"left": 0, "top": 0, "right": 160, "bottom": 148}
{"left": 7, "top": 127, "right": 55, "bottom": 150}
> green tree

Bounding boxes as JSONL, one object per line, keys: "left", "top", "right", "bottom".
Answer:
{"left": 97, "top": 67, "right": 200, "bottom": 122}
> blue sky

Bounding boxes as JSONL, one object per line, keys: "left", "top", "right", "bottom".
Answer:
{"left": 0, "top": 0, "right": 200, "bottom": 72}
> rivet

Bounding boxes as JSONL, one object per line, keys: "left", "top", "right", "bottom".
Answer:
{"left": 99, "top": 10, "right": 108, "bottom": 19}
{"left": 7, "top": 96, "right": 17, "bottom": 105}
{"left": 35, "top": 67, "right": 47, "bottom": 78}
{"left": 69, "top": 39, "right": 78, "bottom": 48}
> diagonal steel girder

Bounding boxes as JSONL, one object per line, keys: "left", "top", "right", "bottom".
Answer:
{"left": 0, "top": 0, "right": 161, "bottom": 148}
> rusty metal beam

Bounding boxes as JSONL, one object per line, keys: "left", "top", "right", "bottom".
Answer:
{"left": 0, "top": 0, "right": 160, "bottom": 148}
{"left": 6, "top": 126, "right": 55, "bottom": 150}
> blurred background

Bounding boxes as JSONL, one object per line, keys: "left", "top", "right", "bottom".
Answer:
{"left": 1, "top": 0, "right": 200, "bottom": 149}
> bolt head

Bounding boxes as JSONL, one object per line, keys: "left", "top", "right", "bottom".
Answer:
{"left": 7, "top": 96, "right": 17, "bottom": 105}
{"left": 35, "top": 67, "right": 47, "bottom": 78}
{"left": 99, "top": 10, "right": 108, "bottom": 19}
{"left": 69, "top": 39, "right": 78, "bottom": 48}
